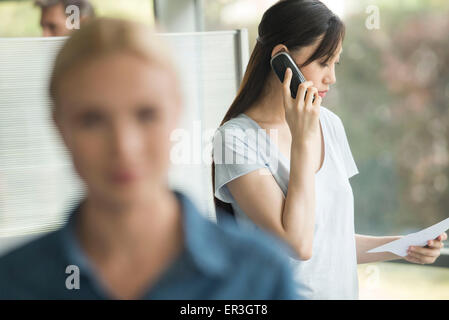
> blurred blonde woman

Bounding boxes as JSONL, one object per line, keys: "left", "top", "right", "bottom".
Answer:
{"left": 0, "top": 18, "right": 297, "bottom": 300}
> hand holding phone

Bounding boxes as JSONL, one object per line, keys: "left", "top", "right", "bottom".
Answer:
{"left": 270, "top": 51, "right": 321, "bottom": 143}
{"left": 270, "top": 51, "right": 307, "bottom": 99}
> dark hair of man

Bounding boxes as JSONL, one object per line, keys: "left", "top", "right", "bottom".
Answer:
{"left": 35, "top": 0, "right": 96, "bottom": 18}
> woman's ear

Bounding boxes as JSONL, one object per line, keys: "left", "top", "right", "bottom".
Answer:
{"left": 52, "top": 109, "right": 68, "bottom": 147}
{"left": 52, "top": 109, "right": 60, "bottom": 131}
{"left": 271, "top": 44, "right": 288, "bottom": 58}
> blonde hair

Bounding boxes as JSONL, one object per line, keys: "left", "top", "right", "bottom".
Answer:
{"left": 50, "top": 17, "right": 177, "bottom": 109}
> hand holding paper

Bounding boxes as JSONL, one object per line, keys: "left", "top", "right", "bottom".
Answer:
{"left": 367, "top": 217, "right": 449, "bottom": 257}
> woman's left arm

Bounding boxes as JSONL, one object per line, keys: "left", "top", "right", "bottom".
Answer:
{"left": 355, "top": 233, "right": 447, "bottom": 264}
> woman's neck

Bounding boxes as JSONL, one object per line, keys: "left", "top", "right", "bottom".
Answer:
{"left": 246, "top": 74, "right": 286, "bottom": 125}
{"left": 76, "top": 187, "right": 182, "bottom": 260}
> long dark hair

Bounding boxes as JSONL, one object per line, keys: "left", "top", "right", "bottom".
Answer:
{"left": 212, "top": 0, "right": 345, "bottom": 222}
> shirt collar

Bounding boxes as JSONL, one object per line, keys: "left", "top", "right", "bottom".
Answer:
{"left": 59, "top": 191, "right": 230, "bottom": 283}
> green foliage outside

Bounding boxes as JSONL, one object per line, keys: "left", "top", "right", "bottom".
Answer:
{"left": 337, "top": 0, "right": 449, "bottom": 237}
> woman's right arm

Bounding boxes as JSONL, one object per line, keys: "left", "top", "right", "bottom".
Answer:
{"left": 226, "top": 69, "right": 321, "bottom": 260}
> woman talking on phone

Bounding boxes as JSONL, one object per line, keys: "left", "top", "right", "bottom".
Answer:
{"left": 212, "top": 0, "right": 447, "bottom": 299}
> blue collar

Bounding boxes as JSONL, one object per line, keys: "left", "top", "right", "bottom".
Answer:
{"left": 59, "top": 191, "right": 230, "bottom": 286}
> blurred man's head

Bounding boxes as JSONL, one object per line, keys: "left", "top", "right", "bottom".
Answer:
{"left": 35, "top": 0, "right": 95, "bottom": 37}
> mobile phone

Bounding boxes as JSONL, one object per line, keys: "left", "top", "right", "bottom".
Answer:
{"left": 270, "top": 51, "right": 308, "bottom": 99}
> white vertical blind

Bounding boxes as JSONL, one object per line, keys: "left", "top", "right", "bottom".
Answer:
{"left": 0, "top": 38, "right": 85, "bottom": 239}
{"left": 0, "top": 30, "right": 248, "bottom": 244}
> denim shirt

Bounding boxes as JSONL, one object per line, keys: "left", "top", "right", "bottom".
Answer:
{"left": 0, "top": 192, "right": 298, "bottom": 299}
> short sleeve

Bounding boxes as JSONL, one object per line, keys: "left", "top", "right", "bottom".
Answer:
{"left": 335, "top": 117, "right": 359, "bottom": 179}
{"left": 213, "top": 125, "right": 268, "bottom": 203}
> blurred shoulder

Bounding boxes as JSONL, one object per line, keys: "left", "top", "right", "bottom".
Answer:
{"left": 0, "top": 229, "right": 66, "bottom": 298}
{"left": 0, "top": 230, "right": 62, "bottom": 269}
{"left": 0, "top": 229, "right": 65, "bottom": 280}
{"left": 208, "top": 215, "right": 297, "bottom": 298}
{"left": 211, "top": 213, "right": 293, "bottom": 271}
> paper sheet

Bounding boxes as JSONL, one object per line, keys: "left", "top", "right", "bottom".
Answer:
{"left": 367, "top": 217, "right": 449, "bottom": 257}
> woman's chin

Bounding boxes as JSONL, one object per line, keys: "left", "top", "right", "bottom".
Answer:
{"left": 86, "top": 176, "right": 168, "bottom": 205}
